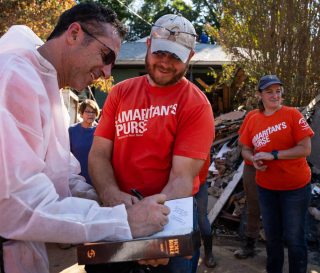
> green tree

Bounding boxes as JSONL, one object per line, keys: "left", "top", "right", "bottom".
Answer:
{"left": 0, "top": 0, "right": 75, "bottom": 40}
{"left": 88, "top": 0, "right": 221, "bottom": 40}
{"left": 207, "top": 0, "right": 320, "bottom": 107}
{"left": 128, "top": 0, "right": 221, "bottom": 40}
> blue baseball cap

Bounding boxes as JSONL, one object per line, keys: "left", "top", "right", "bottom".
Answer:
{"left": 258, "top": 75, "right": 283, "bottom": 91}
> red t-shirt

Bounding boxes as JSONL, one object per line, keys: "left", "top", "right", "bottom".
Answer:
{"left": 238, "top": 109, "right": 259, "bottom": 166}
{"left": 95, "top": 75, "right": 215, "bottom": 196}
{"left": 240, "top": 106, "right": 314, "bottom": 190}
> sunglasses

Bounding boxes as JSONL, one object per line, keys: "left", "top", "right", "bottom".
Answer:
{"left": 80, "top": 24, "right": 116, "bottom": 67}
{"left": 152, "top": 25, "right": 198, "bottom": 39}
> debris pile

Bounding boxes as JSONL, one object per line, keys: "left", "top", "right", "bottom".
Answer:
{"left": 207, "top": 111, "right": 245, "bottom": 228}
{"left": 213, "top": 111, "right": 245, "bottom": 146}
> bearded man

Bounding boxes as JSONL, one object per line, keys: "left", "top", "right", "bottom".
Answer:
{"left": 89, "top": 14, "right": 215, "bottom": 273}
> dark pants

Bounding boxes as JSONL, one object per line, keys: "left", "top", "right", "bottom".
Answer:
{"left": 258, "top": 183, "right": 311, "bottom": 273}
{"left": 243, "top": 164, "right": 260, "bottom": 239}
{"left": 195, "top": 183, "right": 211, "bottom": 237}
{"left": 193, "top": 183, "right": 212, "bottom": 273}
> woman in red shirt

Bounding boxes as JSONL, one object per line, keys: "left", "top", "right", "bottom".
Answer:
{"left": 239, "top": 75, "right": 314, "bottom": 273}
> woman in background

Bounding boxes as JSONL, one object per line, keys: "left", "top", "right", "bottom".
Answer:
{"left": 69, "top": 99, "right": 100, "bottom": 185}
{"left": 240, "top": 75, "right": 313, "bottom": 273}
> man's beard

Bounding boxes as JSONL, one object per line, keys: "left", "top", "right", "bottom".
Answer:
{"left": 145, "top": 54, "right": 188, "bottom": 87}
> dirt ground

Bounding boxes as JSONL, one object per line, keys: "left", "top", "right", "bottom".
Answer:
{"left": 47, "top": 237, "right": 320, "bottom": 273}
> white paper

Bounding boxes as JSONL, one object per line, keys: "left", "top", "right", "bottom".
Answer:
{"left": 147, "top": 197, "right": 193, "bottom": 238}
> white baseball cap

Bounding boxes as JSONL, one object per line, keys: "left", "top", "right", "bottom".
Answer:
{"left": 150, "top": 14, "right": 197, "bottom": 63}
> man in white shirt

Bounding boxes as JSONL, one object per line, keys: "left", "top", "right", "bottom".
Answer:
{"left": 0, "top": 2, "right": 169, "bottom": 273}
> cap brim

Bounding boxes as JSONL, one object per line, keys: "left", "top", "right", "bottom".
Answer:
{"left": 151, "top": 38, "right": 191, "bottom": 63}
{"left": 260, "top": 80, "right": 283, "bottom": 90}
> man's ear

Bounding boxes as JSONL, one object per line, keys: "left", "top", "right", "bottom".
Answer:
{"left": 66, "top": 22, "right": 82, "bottom": 45}
{"left": 187, "top": 50, "right": 195, "bottom": 62}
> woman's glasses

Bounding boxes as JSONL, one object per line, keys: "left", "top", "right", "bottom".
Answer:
{"left": 84, "top": 110, "right": 96, "bottom": 115}
{"left": 80, "top": 24, "right": 116, "bottom": 67}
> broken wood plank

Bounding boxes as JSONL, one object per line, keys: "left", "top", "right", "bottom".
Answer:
{"left": 301, "top": 93, "right": 320, "bottom": 119}
{"left": 212, "top": 132, "right": 238, "bottom": 146}
{"left": 208, "top": 161, "right": 244, "bottom": 225}
{"left": 195, "top": 78, "right": 210, "bottom": 89}
{"left": 209, "top": 141, "right": 232, "bottom": 173}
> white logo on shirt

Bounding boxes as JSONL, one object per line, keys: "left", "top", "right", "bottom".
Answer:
{"left": 115, "top": 104, "right": 178, "bottom": 138}
{"left": 252, "top": 122, "right": 287, "bottom": 148}
{"left": 299, "top": 118, "right": 310, "bottom": 131}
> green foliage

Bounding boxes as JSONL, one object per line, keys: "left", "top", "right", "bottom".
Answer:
{"left": 92, "top": 77, "right": 114, "bottom": 93}
{"left": 0, "top": 0, "right": 75, "bottom": 40}
{"left": 83, "top": 0, "right": 221, "bottom": 40}
{"left": 207, "top": 0, "right": 320, "bottom": 107}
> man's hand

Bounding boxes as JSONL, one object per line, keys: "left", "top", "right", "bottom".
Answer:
{"left": 101, "top": 189, "right": 139, "bottom": 208}
{"left": 127, "top": 194, "right": 170, "bottom": 238}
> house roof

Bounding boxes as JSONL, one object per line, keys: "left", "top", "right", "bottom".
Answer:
{"left": 115, "top": 38, "right": 233, "bottom": 66}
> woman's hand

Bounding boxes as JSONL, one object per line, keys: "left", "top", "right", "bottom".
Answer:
{"left": 252, "top": 159, "right": 267, "bottom": 171}
{"left": 253, "top": 152, "right": 274, "bottom": 161}
{"left": 252, "top": 152, "right": 273, "bottom": 172}
{"left": 252, "top": 152, "right": 273, "bottom": 171}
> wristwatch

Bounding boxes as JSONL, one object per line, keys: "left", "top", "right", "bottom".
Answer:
{"left": 271, "top": 150, "right": 279, "bottom": 160}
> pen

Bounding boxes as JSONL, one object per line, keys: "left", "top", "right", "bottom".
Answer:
{"left": 131, "top": 188, "right": 144, "bottom": 200}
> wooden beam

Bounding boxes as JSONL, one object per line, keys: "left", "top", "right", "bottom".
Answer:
{"left": 301, "top": 93, "right": 320, "bottom": 117}
{"left": 208, "top": 161, "right": 244, "bottom": 224}
{"left": 212, "top": 133, "right": 239, "bottom": 146}
{"left": 195, "top": 78, "right": 210, "bottom": 90}
{"left": 223, "top": 85, "right": 230, "bottom": 112}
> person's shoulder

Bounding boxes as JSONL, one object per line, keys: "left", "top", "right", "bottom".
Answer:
{"left": 280, "top": 105, "right": 294, "bottom": 111}
{"left": 183, "top": 78, "right": 201, "bottom": 92}
{"left": 0, "top": 46, "right": 51, "bottom": 89}
{"left": 247, "top": 108, "right": 260, "bottom": 117}
{"left": 0, "top": 49, "right": 48, "bottom": 102}
{"left": 0, "top": 49, "right": 34, "bottom": 71}
{"left": 281, "top": 106, "right": 301, "bottom": 116}
{"left": 245, "top": 112, "right": 260, "bottom": 126}
{"left": 109, "top": 76, "right": 145, "bottom": 98}
{"left": 182, "top": 78, "right": 210, "bottom": 103}
{"left": 69, "top": 122, "right": 81, "bottom": 130}
{"left": 242, "top": 109, "right": 259, "bottom": 122}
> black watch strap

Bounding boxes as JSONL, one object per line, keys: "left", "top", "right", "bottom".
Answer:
{"left": 271, "top": 150, "right": 279, "bottom": 160}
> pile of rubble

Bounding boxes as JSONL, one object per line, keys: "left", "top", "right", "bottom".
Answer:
{"left": 207, "top": 111, "right": 245, "bottom": 228}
